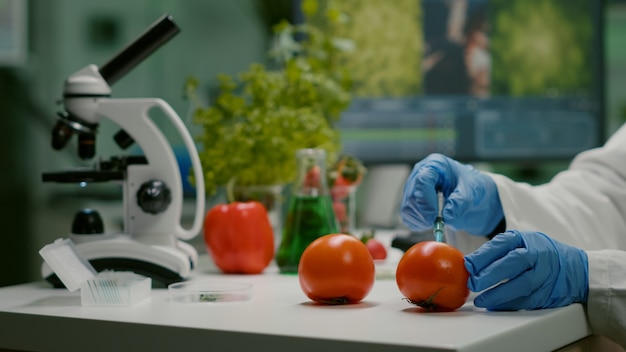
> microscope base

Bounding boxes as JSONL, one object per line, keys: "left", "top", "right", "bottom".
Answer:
{"left": 41, "top": 235, "right": 198, "bottom": 288}
{"left": 44, "top": 258, "right": 184, "bottom": 289}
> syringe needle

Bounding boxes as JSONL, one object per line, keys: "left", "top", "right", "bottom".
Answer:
{"left": 433, "top": 190, "right": 445, "bottom": 242}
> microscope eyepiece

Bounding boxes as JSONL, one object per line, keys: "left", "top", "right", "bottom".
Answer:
{"left": 99, "top": 15, "right": 180, "bottom": 86}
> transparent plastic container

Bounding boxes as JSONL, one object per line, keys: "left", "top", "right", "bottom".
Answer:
{"left": 168, "top": 281, "right": 252, "bottom": 303}
{"left": 39, "top": 238, "right": 151, "bottom": 306}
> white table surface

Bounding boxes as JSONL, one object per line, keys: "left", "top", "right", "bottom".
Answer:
{"left": 0, "top": 248, "right": 591, "bottom": 352}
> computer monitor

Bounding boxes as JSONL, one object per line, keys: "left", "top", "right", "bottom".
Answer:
{"left": 295, "top": 0, "right": 605, "bottom": 164}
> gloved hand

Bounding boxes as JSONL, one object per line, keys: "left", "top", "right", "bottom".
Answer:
{"left": 400, "top": 153, "right": 503, "bottom": 236}
{"left": 465, "top": 230, "right": 589, "bottom": 310}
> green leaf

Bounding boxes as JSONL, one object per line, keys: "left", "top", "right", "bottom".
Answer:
{"left": 189, "top": 0, "right": 356, "bottom": 196}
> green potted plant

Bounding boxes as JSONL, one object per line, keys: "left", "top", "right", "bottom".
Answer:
{"left": 185, "top": 0, "right": 355, "bottom": 199}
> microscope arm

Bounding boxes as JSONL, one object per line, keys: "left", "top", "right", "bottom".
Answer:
{"left": 97, "top": 98, "right": 205, "bottom": 241}
{"left": 152, "top": 99, "right": 205, "bottom": 241}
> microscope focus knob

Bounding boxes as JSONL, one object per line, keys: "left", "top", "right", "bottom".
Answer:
{"left": 136, "top": 179, "right": 172, "bottom": 214}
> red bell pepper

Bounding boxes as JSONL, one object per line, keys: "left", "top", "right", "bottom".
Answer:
{"left": 203, "top": 201, "right": 275, "bottom": 274}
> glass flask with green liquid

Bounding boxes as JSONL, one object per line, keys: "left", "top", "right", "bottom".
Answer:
{"left": 276, "top": 149, "right": 339, "bottom": 273}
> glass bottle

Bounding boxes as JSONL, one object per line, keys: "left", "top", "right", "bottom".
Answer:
{"left": 276, "top": 148, "right": 339, "bottom": 273}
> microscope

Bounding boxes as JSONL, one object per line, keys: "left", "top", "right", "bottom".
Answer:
{"left": 40, "top": 14, "right": 205, "bottom": 287}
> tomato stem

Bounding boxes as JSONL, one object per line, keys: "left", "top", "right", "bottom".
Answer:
{"left": 226, "top": 177, "right": 237, "bottom": 203}
{"left": 404, "top": 286, "right": 444, "bottom": 312}
{"left": 319, "top": 296, "right": 350, "bottom": 305}
{"left": 360, "top": 228, "right": 376, "bottom": 244}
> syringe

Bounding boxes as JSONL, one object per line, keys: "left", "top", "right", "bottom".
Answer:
{"left": 433, "top": 190, "right": 445, "bottom": 242}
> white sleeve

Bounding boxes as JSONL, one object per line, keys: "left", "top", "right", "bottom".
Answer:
{"left": 488, "top": 123, "right": 626, "bottom": 251}
{"left": 486, "top": 123, "right": 626, "bottom": 347}
{"left": 586, "top": 250, "right": 626, "bottom": 349}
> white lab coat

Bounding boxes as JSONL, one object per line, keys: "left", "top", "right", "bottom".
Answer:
{"left": 482, "top": 123, "right": 626, "bottom": 348}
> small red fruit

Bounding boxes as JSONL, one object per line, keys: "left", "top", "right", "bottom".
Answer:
{"left": 360, "top": 230, "right": 387, "bottom": 260}
{"left": 365, "top": 238, "right": 387, "bottom": 260}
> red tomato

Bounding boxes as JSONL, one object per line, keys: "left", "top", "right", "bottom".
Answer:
{"left": 332, "top": 201, "right": 347, "bottom": 223}
{"left": 396, "top": 241, "right": 469, "bottom": 312}
{"left": 330, "top": 178, "right": 352, "bottom": 200}
{"left": 203, "top": 201, "right": 274, "bottom": 274}
{"left": 298, "top": 234, "right": 375, "bottom": 304}
{"left": 365, "top": 238, "right": 387, "bottom": 260}
{"left": 304, "top": 165, "right": 321, "bottom": 188}
{"left": 331, "top": 155, "right": 365, "bottom": 187}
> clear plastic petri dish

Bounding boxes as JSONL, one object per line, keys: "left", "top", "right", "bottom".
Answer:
{"left": 168, "top": 280, "right": 252, "bottom": 303}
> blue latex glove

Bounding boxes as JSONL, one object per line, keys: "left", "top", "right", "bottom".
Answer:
{"left": 465, "top": 230, "right": 589, "bottom": 310}
{"left": 400, "top": 153, "right": 503, "bottom": 236}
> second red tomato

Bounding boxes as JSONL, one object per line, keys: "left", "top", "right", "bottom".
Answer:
{"left": 396, "top": 241, "right": 469, "bottom": 312}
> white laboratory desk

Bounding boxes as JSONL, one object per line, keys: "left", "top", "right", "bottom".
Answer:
{"left": 0, "top": 252, "right": 593, "bottom": 352}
